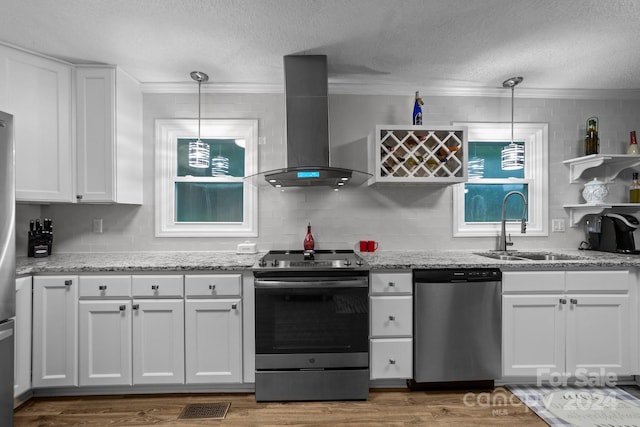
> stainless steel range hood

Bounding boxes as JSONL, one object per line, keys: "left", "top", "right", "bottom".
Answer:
{"left": 254, "top": 55, "right": 370, "bottom": 189}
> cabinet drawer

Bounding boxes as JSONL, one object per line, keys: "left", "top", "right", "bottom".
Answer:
{"left": 370, "top": 272, "right": 412, "bottom": 294}
{"left": 79, "top": 276, "right": 131, "bottom": 298}
{"left": 132, "top": 275, "right": 183, "bottom": 298}
{"left": 370, "top": 338, "right": 412, "bottom": 379}
{"left": 502, "top": 271, "right": 565, "bottom": 293}
{"left": 565, "top": 270, "right": 629, "bottom": 292}
{"left": 370, "top": 296, "right": 412, "bottom": 337}
{"left": 185, "top": 274, "right": 241, "bottom": 297}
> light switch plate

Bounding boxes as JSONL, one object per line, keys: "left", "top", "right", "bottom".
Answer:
{"left": 551, "top": 218, "right": 565, "bottom": 232}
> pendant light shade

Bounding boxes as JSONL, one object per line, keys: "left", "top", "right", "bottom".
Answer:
{"left": 501, "top": 76, "right": 524, "bottom": 171}
{"left": 189, "top": 71, "right": 210, "bottom": 168}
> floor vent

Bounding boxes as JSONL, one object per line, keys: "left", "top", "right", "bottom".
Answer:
{"left": 178, "top": 402, "right": 231, "bottom": 420}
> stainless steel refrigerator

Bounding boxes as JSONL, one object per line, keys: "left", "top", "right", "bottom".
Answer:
{"left": 0, "top": 111, "right": 15, "bottom": 426}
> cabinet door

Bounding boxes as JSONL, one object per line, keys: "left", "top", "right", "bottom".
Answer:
{"left": 14, "top": 277, "right": 32, "bottom": 398}
{"left": 502, "top": 294, "right": 565, "bottom": 377}
{"left": 132, "top": 299, "right": 184, "bottom": 384}
{"left": 79, "top": 300, "right": 132, "bottom": 386}
{"left": 32, "top": 276, "right": 78, "bottom": 387}
{"left": 565, "top": 294, "right": 631, "bottom": 376}
{"left": 0, "top": 45, "right": 74, "bottom": 202}
{"left": 185, "top": 298, "right": 242, "bottom": 384}
{"left": 75, "top": 67, "right": 116, "bottom": 203}
{"left": 75, "top": 66, "right": 142, "bottom": 204}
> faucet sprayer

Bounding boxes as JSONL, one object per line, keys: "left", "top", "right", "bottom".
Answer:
{"left": 499, "top": 191, "right": 528, "bottom": 252}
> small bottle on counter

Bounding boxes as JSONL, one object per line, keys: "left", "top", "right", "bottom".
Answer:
{"left": 631, "top": 172, "right": 640, "bottom": 203}
{"left": 628, "top": 131, "right": 639, "bottom": 155}
{"left": 584, "top": 117, "right": 599, "bottom": 156}
{"left": 303, "top": 223, "right": 315, "bottom": 251}
{"left": 413, "top": 91, "right": 423, "bottom": 125}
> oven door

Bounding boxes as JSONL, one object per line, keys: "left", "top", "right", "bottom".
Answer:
{"left": 255, "top": 276, "right": 369, "bottom": 369}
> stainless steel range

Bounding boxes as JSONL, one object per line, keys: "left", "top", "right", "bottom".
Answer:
{"left": 253, "top": 249, "right": 370, "bottom": 402}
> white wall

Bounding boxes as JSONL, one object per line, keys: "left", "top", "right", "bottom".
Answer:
{"left": 28, "top": 92, "right": 640, "bottom": 254}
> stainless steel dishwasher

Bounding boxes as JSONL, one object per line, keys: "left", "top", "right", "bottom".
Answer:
{"left": 412, "top": 268, "right": 502, "bottom": 385}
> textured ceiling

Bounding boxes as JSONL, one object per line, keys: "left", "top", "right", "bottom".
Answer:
{"left": 1, "top": 0, "right": 639, "bottom": 94}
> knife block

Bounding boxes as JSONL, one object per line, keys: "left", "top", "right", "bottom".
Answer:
{"left": 28, "top": 233, "right": 53, "bottom": 257}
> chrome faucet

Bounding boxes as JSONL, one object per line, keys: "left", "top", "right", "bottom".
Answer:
{"left": 499, "top": 191, "right": 528, "bottom": 252}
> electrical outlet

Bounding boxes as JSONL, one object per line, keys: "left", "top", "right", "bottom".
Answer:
{"left": 551, "top": 218, "right": 565, "bottom": 232}
{"left": 92, "top": 218, "right": 103, "bottom": 234}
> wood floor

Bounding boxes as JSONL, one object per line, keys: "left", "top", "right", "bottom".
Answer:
{"left": 14, "top": 388, "right": 547, "bottom": 426}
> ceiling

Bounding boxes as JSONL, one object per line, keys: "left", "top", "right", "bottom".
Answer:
{"left": 2, "top": 0, "right": 640, "bottom": 96}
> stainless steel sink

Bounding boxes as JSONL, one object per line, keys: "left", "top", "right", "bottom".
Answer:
{"left": 474, "top": 252, "right": 583, "bottom": 261}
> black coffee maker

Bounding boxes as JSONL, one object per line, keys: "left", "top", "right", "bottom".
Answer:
{"left": 587, "top": 213, "right": 640, "bottom": 254}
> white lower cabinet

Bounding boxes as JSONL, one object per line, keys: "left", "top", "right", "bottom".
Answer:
{"left": 502, "top": 270, "right": 634, "bottom": 380}
{"left": 369, "top": 271, "right": 413, "bottom": 380}
{"left": 14, "top": 276, "right": 32, "bottom": 398}
{"left": 78, "top": 275, "right": 132, "bottom": 386}
{"left": 132, "top": 299, "right": 184, "bottom": 385}
{"left": 32, "top": 276, "right": 78, "bottom": 388}
{"left": 132, "top": 275, "right": 184, "bottom": 385}
{"left": 184, "top": 274, "right": 242, "bottom": 384}
{"left": 79, "top": 300, "right": 132, "bottom": 386}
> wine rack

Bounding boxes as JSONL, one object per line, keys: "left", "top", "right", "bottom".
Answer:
{"left": 371, "top": 125, "right": 467, "bottom": 184}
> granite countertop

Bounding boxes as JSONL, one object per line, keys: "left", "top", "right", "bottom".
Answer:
{"left": 15, "top": 249, "right": 640, "bottom": 276}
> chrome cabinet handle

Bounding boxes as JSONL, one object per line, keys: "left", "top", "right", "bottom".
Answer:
{"left": 119, "top": 305, "right": 126, "bottom": 311}
{"left": 64, "top": 280, "right": 72, "bottom": 286}
{"left": 151, "top": 285, "right": 159, "bottom": 290}
{"left": 209, "top": 284, "right": 216, "bottom": 290}
{"left": 388, "top": 315, "right": 395, "bottom": 321}
{"left": 99, "top": 285, "right": 107, "bottom": 291}
{"left": 231, "top": 303, "right": 238, "bottom": 310}
{"left": 570, "top": 298, "right": 578, "bottom": 305}
{"left": 389, "top": 358, "right": 396, "bottom": 365}
{"left": 559, "top": 298, "right": 567, "bottom": 304}
{"left": 133, "top": 304, "right": 139, "bottom": 310}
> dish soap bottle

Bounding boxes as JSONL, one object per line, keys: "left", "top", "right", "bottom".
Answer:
{"left": 413, "top": 91, "right": 423, "bottom": 125}
{"left": 628, "top": 131, "right": 639, "bottom": 155}
{"left": 303, "top": 223, "right": 315, "bottom": 250}
{"left": 631, "top": 173, "right": 640, "bottom": 203}
{"left": 584, "top": 117, "right": 599, "bottom": 155}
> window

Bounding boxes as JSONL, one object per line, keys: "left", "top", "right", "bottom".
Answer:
{"left": 452, "top": 122, "right": 548, "bottom": 237}
{"left": 155, "top": 119, "right": 258, "bottom": 237}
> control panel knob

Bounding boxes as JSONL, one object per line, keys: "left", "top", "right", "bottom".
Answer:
{"left": 259, "top": 258, "right": 267, "bottom": 267}
{"left": 356, "top": 259, "right": 364, "bottom": 266}
{"left": 271, "top": 259, "right": 279, "bottom": 267}
{"left": 344, "top": 258, "right": 352, "bottom": 266}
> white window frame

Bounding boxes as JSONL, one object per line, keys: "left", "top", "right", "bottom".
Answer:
{"left": 452, "top": 122, "right": 548, "bottom": 237}
{"left": 155, "top": 118, "right": 258, "bottom": 237}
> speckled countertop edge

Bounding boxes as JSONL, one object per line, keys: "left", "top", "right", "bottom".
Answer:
{"left": 15, "top": 249, "right": 640, "bottom": 276}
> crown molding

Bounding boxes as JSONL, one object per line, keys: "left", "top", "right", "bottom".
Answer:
{"left": 141, "top": 81, "right": 640, "bottom": 100}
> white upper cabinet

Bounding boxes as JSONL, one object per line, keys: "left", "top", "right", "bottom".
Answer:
{"left": 76, "top": 66, "right": 142, "bottom": 204}
{"left": 0, "top": 44, "right": 74, "bottom": 202}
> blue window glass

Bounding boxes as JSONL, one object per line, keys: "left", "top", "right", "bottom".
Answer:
{"left": 464, "top": 140, "right": 527, "bottom": 222}
{"left": 175, "top": 183, "right": 244, "bottom": 222}
{"left": 177, "top": 138, "right": 245, "bottom": 177}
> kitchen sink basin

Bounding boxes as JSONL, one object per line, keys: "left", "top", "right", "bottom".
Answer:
{"left": 474, "top": 251, "right": 584, "bottom": 261}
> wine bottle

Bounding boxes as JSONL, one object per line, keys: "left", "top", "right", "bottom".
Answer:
{"left": 631, "top": 172, "right": 640, "bottom": 203}
{"left": 628, "top": 131, "right": 639, "bottom": 155}
{"left": 413, "top": 91, "right": 423, "bottom": 125}
{"left": 303, "top": 223, "right": 315, "bottom": 250}
{"left": 584, "top": 117, "right": 599, "bottom": 155}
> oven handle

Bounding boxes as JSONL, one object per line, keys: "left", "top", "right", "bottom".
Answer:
{"left": 254, "top": 278, "right": 368, "bottom": 288}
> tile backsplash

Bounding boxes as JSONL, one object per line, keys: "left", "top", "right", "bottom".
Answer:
{"left": 17, "top": 92, "right": 640, "bottom": 254}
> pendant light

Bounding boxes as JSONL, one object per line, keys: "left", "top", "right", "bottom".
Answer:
{"left": 188, "top": 71, "right": 210, "bottom": 168}
{"left": 501, "top": 76, "right": 524, "bottom": 170}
